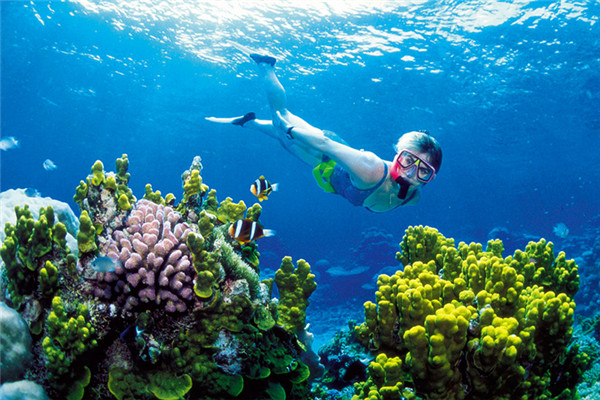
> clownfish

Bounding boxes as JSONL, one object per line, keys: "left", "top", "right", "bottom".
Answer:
{"left": 250, "top": 176, "right": 279, "bottom": 201}
{"left": 228, "top": 219, "right": 275, "bottom": 244}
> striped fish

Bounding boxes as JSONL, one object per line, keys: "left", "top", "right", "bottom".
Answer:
{"left": 228, "top": 219, "right": 276, "bottom": 244}
{"left": 250, "top": 175, "right": 279, "bottom": 201}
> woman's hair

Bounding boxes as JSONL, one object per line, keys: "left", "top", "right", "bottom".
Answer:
{"left": 394, "top": 130, "right": 443, "bottom": 174}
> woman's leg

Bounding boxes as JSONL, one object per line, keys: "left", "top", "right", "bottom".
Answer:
{"left": 206, "top": 54, "right": 326, "bottom": 165}
{"left": 251, "top": 54, "right": 315, "bottom": 130}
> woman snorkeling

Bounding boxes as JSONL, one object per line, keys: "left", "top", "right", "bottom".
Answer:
{"left": 206, "top": 53, "right": 442, "bottom": 213}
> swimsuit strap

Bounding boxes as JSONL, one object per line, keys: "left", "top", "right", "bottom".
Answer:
{"left": 376, "top": 161, "right": 388, "bottom": 188}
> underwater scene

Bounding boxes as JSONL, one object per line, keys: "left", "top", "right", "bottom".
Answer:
{"left": 1, "top": 1, "right": 599, "bottom": 399}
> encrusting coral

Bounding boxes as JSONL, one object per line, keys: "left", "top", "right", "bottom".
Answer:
{"left": 0, "top": 154, "right": 319, "bottom": 400}
{"left": 353, "top": 225, "right": 586, "bottom": 400}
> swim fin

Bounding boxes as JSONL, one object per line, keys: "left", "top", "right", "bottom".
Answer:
{"left": 232, "top": 112, "right": 256, "bottom": 126}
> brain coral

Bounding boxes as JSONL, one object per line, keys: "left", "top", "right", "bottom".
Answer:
{"left": 93, "top": 199, "right": 195, "bottom": 313}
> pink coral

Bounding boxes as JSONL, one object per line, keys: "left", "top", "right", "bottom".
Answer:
{"left": 93, "top": 199, "right": 195, "bottom": 313}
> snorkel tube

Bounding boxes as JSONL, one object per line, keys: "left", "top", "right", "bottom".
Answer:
{"left": 394, "top": 176, "right": 411, "bottom": 199}
{"left": 390, "top": 153, "right": 412, "bottom": 199}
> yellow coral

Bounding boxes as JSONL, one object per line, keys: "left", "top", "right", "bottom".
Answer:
{"left": 354, "top": 226, "right": 582, "bottom": 400}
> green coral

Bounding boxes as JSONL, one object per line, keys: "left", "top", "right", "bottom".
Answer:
{"left": 118, "top": 193, "right": 132, "bottom": 210}
{"left": 74, "top": 154, "right": 136, "bottom": 220}
{"left": 147, "top": 371, "right": 193, "bottom": 400}
{"left": 108, "top": 367, "right": 192, "bottom": 400}
{"left": 39, "top": 260, "right": 59, "bottom": 298}
{"left": 104, "top": 175, "right": 118, "bottom": 191}
{"left": 115, "top": 153, "right": 130, "bottom": 184}
{"left": 143, "top": 183, "right": 164, "bottom": 204}
{"left": 241, "top": 242, "right": 261, "bottom": 268}
{"left": 187, "top": 232, "right": 221, "bottom": 300}
{"left": 76, "top": 210, "right": 97, "bottom": 255}
{"left": 274, "top": 257, "right": 317, "bottom": 333}
{"left": 90, "top": 160, "right": 105, "bottom": 186}
{"left": 198, "top": 210, "right": 216, "bottom": 238}
{"left": 73, "top": 180, "right": 88, "bottom": 208}
{"left": 114, "top": 154, "right": 135, "bottom": 208}
{"left": 217, "top": 197, "right": 246, "bottom": 224}
{"left": 246, "top": 203, "right": 262, "bottom": 221}
{"left": 182, "top": 170, "right": 203, "bottom": 202}
{"left": 353, "top": 226, "right": 582, "bottom": 400}
{"left": 203, "top": 189, "right": 219, "bottom": 214}
{"left": 0, "top": 205, "right": 70, "bottom": 306}
{"left": 42, "top": 296, "right": 97, "bottom": 398}
{"left": 353, "top": 354, "right": 413, "bottom": 400}
{"left": 177, "top": 157, "right": 209, "bottom": 219}
{"left": 108, "top": 367, "right": 149, "bottom": 400}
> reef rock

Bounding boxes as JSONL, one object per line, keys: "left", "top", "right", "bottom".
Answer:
{"left": 0, "top": 380, "right": 50, "bottom": 400}
{"left": 0, "top": 301, "right": 33, "bottom": 382}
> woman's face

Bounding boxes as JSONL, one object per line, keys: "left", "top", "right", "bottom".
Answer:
{"left": 392, "top": 149, "right": 436, "bottom": 186}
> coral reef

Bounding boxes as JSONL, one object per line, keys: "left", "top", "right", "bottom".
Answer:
{"left": 0, "top": 155, "right": 318, "bottom": 400}
{"left": 317, "top": 322, "right": 370, "bottom": 392}
{"left": 352, "top": 225, "right": 586, "bottom": 400}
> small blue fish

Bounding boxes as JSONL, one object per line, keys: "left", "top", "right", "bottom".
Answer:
{"left": 552, "top": 223, "right": 569, "bottom": 239}
{"left": 24, "top": 188, "right": 41, "bottom": 198}
{"left": 43, "top": 159, "right": 57, "bottom": 171}
{"left": 90, "top": 256, "right": 120, "bottom": 272}
{"left": 0, "top": 136, "right": 19, "bottom": 151}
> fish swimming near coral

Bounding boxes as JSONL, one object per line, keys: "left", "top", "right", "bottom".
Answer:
{"left": 250, "top": 175, "right": 279, "bottom": 201}
{"left": 90, "top": 256, "right": 121, "bottom": 272}
{"left": 43, "top": 159, "right": 57, "bottom": 171}
{"left": 552, "top": 222, "right": 569, "bottom": 238}
{"left": 24, "top": 188, "right": 41, "bottom": 197}
{"left": 228, "top": 218, "right": 275, "bottom": 244}
{"left": 0, "top": 136, "right": 19, "bottom": 151}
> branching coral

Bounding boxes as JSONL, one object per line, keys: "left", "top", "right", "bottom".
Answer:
{"left": 93, "top": 199, "right": 195, "bottom": 314}
{"left": 42, "top": 296, "right": 96, "bottom": 399}
{"left": 1, "top": 204, "right": 72, "bottom": 308}
{"left": 275, "top": 257, "right": 317, "bottom": 333}
{"left": 73, "top": 155, "right": 135, "bottom": 252}
{"left": 354, "top": 225, "right": 583, "bottom": 400}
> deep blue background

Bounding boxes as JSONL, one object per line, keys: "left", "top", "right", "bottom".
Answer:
{"left": 2, "top": 1, "right": 599, "bottom": 343}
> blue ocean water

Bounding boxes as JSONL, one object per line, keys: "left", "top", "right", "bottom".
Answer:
{"left": 2, "top": 1, "right": 599, "bottom": 344}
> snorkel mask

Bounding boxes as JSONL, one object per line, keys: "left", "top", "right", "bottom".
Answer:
{"left": 390, "top": 149, "right": 436, "bottom": 199}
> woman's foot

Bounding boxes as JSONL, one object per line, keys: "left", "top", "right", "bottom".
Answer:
{"left": 205, "top": 112, "right": 256, "bottom": 127}
{"left": 249, "top": 53, "right": 276, "bottom": 67}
